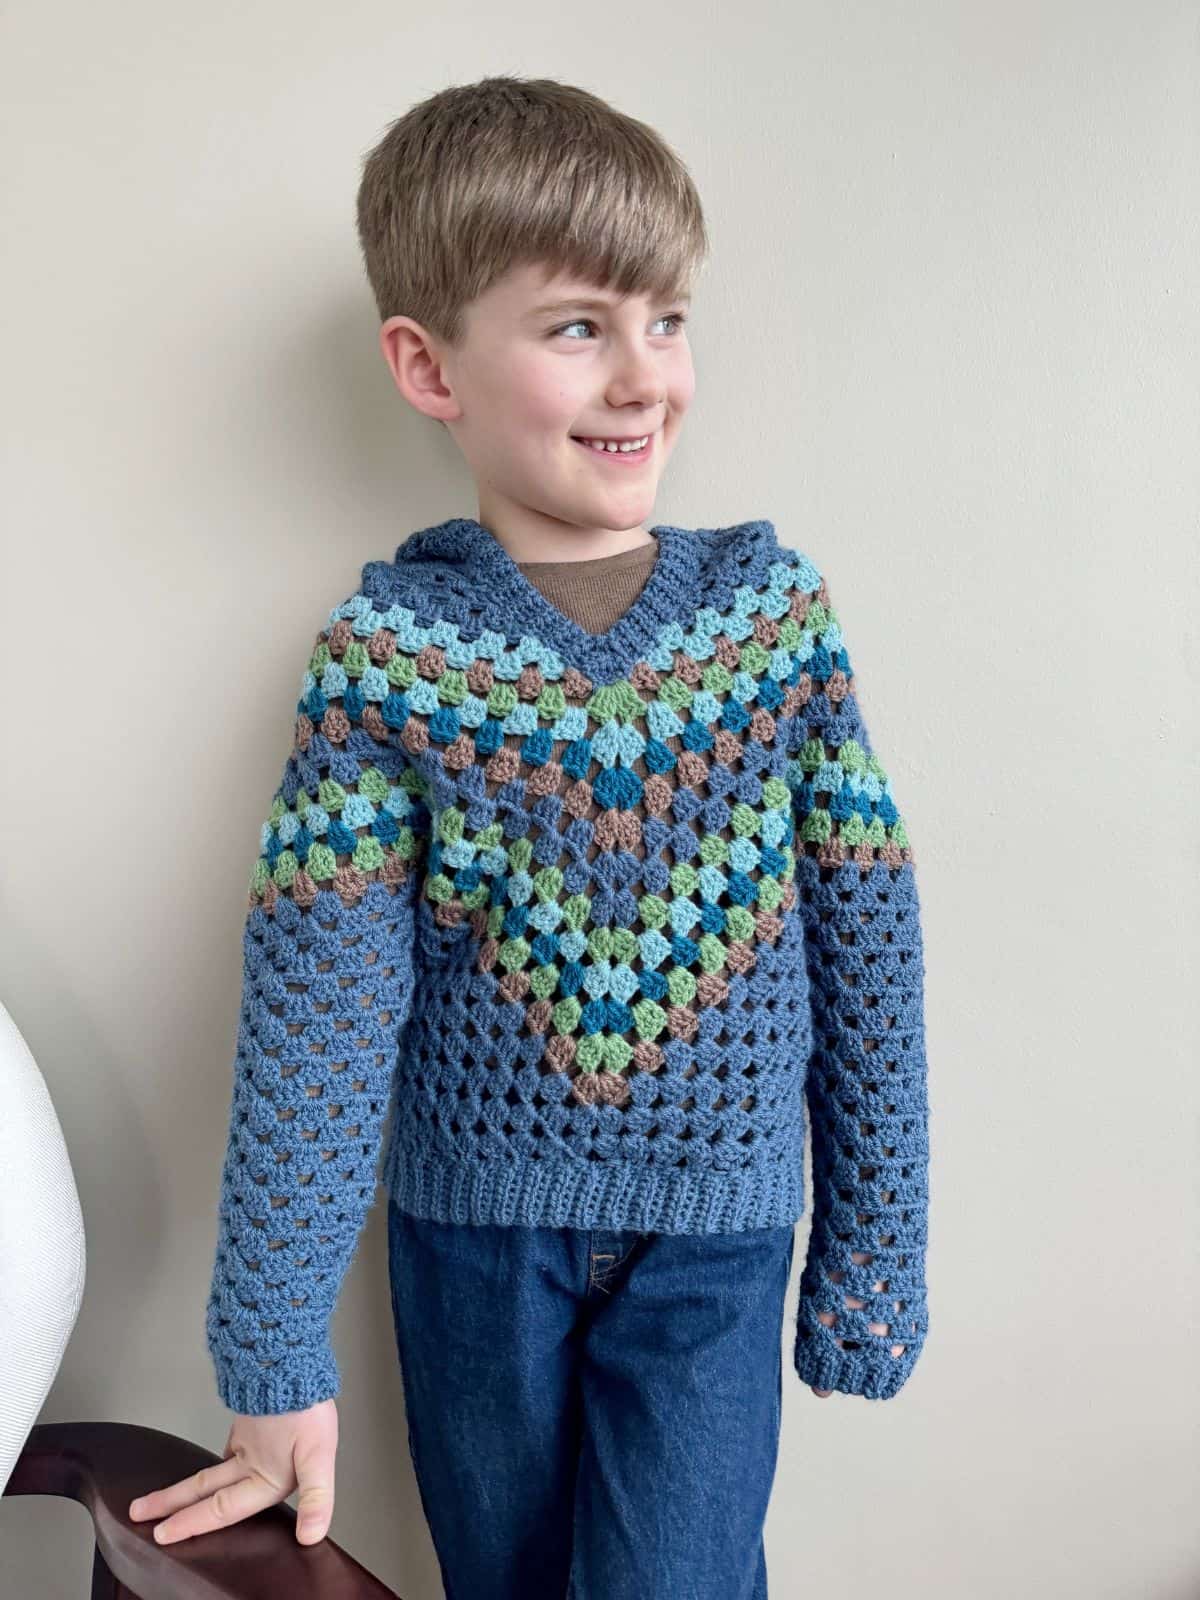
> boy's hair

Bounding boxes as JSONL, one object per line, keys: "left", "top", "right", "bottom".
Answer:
{"left": 355, "top": 75, "right": 709, "bottom": 347}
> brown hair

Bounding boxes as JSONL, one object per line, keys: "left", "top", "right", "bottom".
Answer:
{"left": 355, "top": 75, "right": 709, "bottom": 347}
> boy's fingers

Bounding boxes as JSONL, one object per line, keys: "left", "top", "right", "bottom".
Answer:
{"left": 147, "top": 1473, "right": 280, "bottom": 1546}
{"left": 129, "top": 1454, "right": 246, "bottom": 1522}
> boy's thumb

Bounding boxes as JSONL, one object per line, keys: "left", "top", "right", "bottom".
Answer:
{"left": 295, "top": 1480, "right": 334, "bottom": 1544}
{"left": 297, "top": 1509, "right": 330, "bottom": 1544}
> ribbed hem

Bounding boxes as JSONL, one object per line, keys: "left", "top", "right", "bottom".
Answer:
{"left": 382, "top": 1139, "right": 806, "bottom": 1234}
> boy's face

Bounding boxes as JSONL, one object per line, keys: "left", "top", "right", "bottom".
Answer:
{"left": 381, "top": 260, "right": 695, "bottom": 549}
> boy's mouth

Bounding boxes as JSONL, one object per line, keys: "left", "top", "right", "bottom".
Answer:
{"left": 570, "top": 432, "right": 655, "bottom": 464}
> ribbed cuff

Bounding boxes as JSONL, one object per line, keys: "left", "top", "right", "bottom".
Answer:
{"left": 793, "top": 1314, "right": 925, "bottom": 1400}
{"left": 210, "top": 1346, "right": 341, "bottom": 1416}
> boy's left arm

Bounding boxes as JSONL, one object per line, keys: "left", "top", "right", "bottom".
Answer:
{"left": 783, "top": 560, "right": 931, "bottom": 1401}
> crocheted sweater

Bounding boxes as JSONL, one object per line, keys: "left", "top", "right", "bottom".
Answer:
{"left": 205, "top": 516, "right": 930, "bottom": 1414}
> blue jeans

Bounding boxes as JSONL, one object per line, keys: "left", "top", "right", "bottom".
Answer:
{"left": 385, "top": 1195, "right": 796, "bottom": 1600}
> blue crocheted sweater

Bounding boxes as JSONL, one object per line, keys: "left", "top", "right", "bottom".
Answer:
{"left": 205, "top": 516, "right": 930, "bottom": 1414}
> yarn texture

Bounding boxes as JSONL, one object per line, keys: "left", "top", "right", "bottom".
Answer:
{"left": 205, "top": 516, "right": 930, "bottom": 1414}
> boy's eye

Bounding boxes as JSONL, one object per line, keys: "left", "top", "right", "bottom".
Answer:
{"left": 553, "top": 312, "right": 689, "bottom": 340}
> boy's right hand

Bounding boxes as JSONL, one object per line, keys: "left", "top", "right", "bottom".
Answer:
{"left": 128, "top": 1397, "right": 338, "bottom": 1546}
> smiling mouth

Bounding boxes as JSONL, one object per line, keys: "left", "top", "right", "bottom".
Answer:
{"left": 570, "top": 433, "right": 656, "bottom": 463}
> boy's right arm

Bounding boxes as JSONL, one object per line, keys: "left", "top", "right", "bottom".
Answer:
{"left": 130, "top": 596, "right": 431, "bottom": 1544}
{"left": 204, "top": 597, "right": 431, "bottom": 1416}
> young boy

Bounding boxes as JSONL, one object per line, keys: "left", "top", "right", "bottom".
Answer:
{"left": 129, "top": 74, "right": 930, "bottom": 1599}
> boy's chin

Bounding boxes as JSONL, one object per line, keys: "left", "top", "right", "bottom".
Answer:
{"left": 561, "top": 475, "right": 663, "bottom": 518}
{"left": 563, "top": 496, "right": 660, "bottom": 530}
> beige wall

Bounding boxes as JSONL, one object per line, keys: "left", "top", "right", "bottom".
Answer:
{"left": 3, "top": 2, "right": 1198, "bottom": 1596}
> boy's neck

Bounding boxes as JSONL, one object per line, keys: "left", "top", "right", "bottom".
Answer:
{"left": 474, "top": 499, "right": 656, "bottom": 564}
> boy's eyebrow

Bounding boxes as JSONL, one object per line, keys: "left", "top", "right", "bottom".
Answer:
{"left": 526, "top": 292, "right": 692, "bottom": 318}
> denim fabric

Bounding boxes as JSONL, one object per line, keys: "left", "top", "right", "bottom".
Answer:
{"left": 385, "top": 1194, "right": 795, "bottom": 1600}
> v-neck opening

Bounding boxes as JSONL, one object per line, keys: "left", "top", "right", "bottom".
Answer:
{"left": 371, "top": 515, "right": 782, "bottom": 688}
{"left": 432, "top": 517, "right": 703, "bottom": 683}
{"left": 518, "top": 540, "right": 661, "bottom": 640}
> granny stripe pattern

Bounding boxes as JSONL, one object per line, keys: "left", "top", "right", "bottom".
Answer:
{"left": 206, "top": 517, "right": 929, "bottom": 1414}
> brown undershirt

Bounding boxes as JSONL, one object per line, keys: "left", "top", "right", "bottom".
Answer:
{"left": 516, "top": 538, "right": 660, "bottom": 635}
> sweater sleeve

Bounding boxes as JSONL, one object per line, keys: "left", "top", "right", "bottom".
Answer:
{"left": 204, "top": 606, "right": 431, "bottom": 1415}
{"left": 785, "top": 565, "right": 930, "bottom": 1400}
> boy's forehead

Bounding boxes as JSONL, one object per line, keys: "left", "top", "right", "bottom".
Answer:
{"left": 487, "top": 261, "right": 689, "bottom": 314}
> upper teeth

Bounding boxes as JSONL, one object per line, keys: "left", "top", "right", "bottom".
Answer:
{"left": 578, "top": 435, "right": 649, "bottom": 453}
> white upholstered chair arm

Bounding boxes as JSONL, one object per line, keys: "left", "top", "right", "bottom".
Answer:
{"left": 0, "top": 1000, "right": 87, "bottom": 1496}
